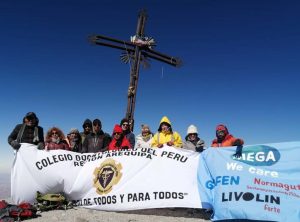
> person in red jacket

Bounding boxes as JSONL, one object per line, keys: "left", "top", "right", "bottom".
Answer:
{"left": 108, "top": 124, "right": 131, "bottom": 151}
{"left": 211, "top": 124, "right": 244, "bottom": 147}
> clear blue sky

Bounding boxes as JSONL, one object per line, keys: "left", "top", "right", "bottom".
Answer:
{"left": 1, "top": 0, "right": 299, "bottom": 173}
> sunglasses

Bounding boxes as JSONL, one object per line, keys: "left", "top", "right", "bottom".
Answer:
{"left": 122, "top": 123, "right": 129, "bottom": 126}
{"left": 189, "top": 133, "right": 197, "bottom": 136}
{"left": 217, "top": 130, "right": 225, "bottom": 136}
{"left": 114, "top": 132, "right": 122, "bottom": 135}
{"left": 51, "top": 132, "right": 58, "bottom": 135}
{"left": 84, "top": 125, "right": 91, "bottom": 128}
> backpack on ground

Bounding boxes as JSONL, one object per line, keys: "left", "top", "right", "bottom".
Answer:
{"left": 0, "top": 200, "right": 10, "bottom": 222}
{"left": 0, "top": 200, "right": 37, "bottom": 221}
{"left": 35, "top": 191, "right": 71, "bottom": 211}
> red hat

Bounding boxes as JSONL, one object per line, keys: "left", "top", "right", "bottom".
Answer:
{"left": 112, "top": 124, "right": 123, "bottom": 134}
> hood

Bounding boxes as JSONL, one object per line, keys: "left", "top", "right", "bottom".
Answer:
{"left": 159, "top": 116, "right": 171, "bottom": 126}
{"left": 158, "top": 116, "right": 172, "bottom": 132}
{"left": 216, "top": 124, "right": 229, "bottom": 136}
{"left": 82, "top": 119, "right": 92, "bottom": 128}
{"left": 23, "top": 112, "right": 38, "bottom": 125}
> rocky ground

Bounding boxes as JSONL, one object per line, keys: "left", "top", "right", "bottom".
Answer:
{"left": 27, "top": 207, "right": 211, "bottom": 222}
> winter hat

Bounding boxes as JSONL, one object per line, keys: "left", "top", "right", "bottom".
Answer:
{"left": 93, "top": 119, "right": 102, "bottom": 127}
{"left": 141, "top": 124, "right": 152, "bottom": 134}
{"left": 69, "top": 128, "right": 79, "bottom": 134}
{"left": 113, "top": 124, "right": 123, "bottom": 134}
{"left": 82, "top": 119, "right": 92, "bottom": 128}
{"left": 141, "top": 124, "right": 150, "bottom": 130}
{"left": 187, "top": 125, "right": 198, "bottom": 135}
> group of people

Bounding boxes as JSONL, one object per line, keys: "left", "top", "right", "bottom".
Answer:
{"left": 8, "top": 112, "right": 244, "bottom": 153}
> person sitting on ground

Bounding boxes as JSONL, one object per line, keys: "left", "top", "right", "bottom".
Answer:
{"left": 80, "top": 119, "right": 92, "bottom": 144}
{"left": 211, "top": 124, "right": 244, "bottom": 147}
{"left": 66, "top": 128, "right": 82, "bottom": 152}
{"left": 109, "top": 124, "right": 132, "bottom": 151}
{"left": 81, "top": 119, "right": 111, "bottom": 153}
{"left": 135, "top": 124, "right": 153, "bottom": 149}
{"left": 120, "top": 118, "right": 135, "bottom": 148}
{"left": 8, "top": 112, "right": 44, "bottom": 150}
{"left": 45, "top": 127, "right": 70, "bottom": 151}
{"left": 183, "top": 125, "right": 206, "bottom": 152}
{"left": 151, "top": 116, "right": 183, "bottom": 148}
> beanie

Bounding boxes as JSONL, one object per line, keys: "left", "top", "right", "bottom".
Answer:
{"left": 141, "top": 124, "right": 150, "bottom": 130}
{"left": 113, "top": 124, "right": 123, "bottom": 134}
{"left": 69, "top": 128, "right": 79, "bottom": 134}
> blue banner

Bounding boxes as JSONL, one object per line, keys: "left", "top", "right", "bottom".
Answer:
{"left": 198, "top": 141, "right": 300, "bottom": 222}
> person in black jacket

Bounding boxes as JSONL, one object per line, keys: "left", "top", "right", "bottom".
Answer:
{"left": 80, "top": 118, "right": 92, "bottom": 144}
{"left": 8, "top": 112, "right": 44, "bottom": 150}
{"left": 120, "top": 118, "right": 135, "bottom": 148}
{"left": 81, "top": 119, "right": 111, "bottom": 153}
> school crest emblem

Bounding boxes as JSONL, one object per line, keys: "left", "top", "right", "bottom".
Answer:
{"left": 93, "top": 158, "right": 122, "bottom": 195}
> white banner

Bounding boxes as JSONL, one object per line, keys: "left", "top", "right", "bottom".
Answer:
{"left": 11, "top": 143, "right": 202, "bottom": 210}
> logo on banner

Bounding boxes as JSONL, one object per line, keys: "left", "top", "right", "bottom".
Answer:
{"left": 232, "top": 145, "right": 280, "bottom": 166}
{"left": 93, "top": 158, "right": 122, "bottom": 195}
{"left": 206, "top": 176, "right": 240, "bottom": 190}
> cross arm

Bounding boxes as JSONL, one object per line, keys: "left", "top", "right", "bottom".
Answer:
{"left": 89, "top": 34, "right": 135, "bottom": 50}
{"left": 142, "top": 49, "right": 182, "bottom": 67}
{"left": 92, "top": 40, "right": 135, "bottom": 52}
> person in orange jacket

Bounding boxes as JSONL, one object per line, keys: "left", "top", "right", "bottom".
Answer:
{"left": 211, "top": 124, "right": 244, "bottom": 147}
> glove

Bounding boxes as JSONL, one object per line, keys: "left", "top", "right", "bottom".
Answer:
{"left": 196, "top": 140, "right": 205, "bottom": 152}
{"left": 233, "top": 139, "right": 243, "bottom": 146}
{"left": 195, "top": 146, "right": 204, "bottom": 152}
{"left": 166, "top": 141, "right": 174, "bottom": 146}
{"left": 233, "top": 146, "right": 243, "bottom": 158}
{"left": 157, "top": 144, "right": 163, "bottom": 148}
{"left": 37, "top": 142, "right": 45, "bottom": 150}
{"left": 11, "top": 141, "right": 21, "bottom": 150}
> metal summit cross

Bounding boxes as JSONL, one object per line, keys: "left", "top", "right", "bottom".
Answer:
{"left": 89, "top": 9, "right": 181, "bottom": 131}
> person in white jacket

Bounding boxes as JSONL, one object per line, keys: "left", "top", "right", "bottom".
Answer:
{"left": 135, "top": 124, "right": 153, "bottom": 149}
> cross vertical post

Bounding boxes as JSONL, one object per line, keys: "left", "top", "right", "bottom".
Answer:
{"left": 126, "top": 10, "right": 147, "bottom": 129}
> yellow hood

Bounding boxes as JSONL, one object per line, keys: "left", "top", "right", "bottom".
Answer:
{"left": 160, "top": 116, "right": 171, "bottom": 126}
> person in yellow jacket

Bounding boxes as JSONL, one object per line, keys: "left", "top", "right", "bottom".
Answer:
{"left": 151, "top": 116, "right": 183, "bottom": 148}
